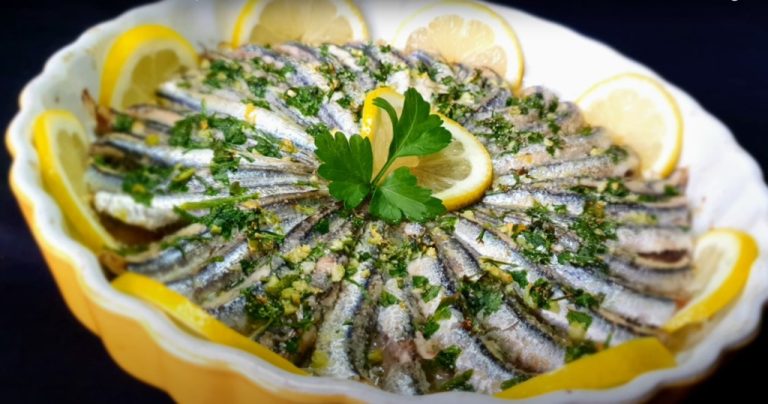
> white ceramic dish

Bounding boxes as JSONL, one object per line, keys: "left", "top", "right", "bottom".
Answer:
{"left": 7, "top": 0, "right": 768, "bottom": 402}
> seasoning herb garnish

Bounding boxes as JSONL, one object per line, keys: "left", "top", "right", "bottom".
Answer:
{"left": 565, "top": 340, "right": 598, "bottom": 363}
{"left": 422, "top": 305, "right": 452, "bottom": 339}
{"left": 314, "top": 87, "right": 451, "bottom": 223}
{"left": 462, "top": 281, "right": 504, "bottom": 317}
{"left": 121, "top": 165, "right": 192, "bottom": 205}
{"left": 557, "top": 200, "right": 616, "bottom": 272}
{"left": 437, "top": 370, "right": 475, "bottom": 392}
{"left": 500, "top": 375, "right": 531, "bottom": 390}
{"left": 566, "top": 310, "right": 593, "bottom": 331}
{"left": 433, "top": 345, "right": 462, "bottom": 371}
{"left": 529, "top": 278, "right": 555, "bottom": 309}
{"left": 284, "top": 86, "right": 325, "bottom": 117}
{"left": 379, "top": 290, "right": 400, "bottom": 307}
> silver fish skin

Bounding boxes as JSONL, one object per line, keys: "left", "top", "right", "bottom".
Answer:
{"left": 525, "top": 152, "right": 639, "bottom": 181}
{"left": 612, "top": 226, "right": 692, "bottom": 256}
{"left": 472, "top": 208, "right": 693, "bottom": 298}
{"left": 375, "top": 274, "right": 426, "bottom": 395}
{"left": 201, "top": 50, "right": 325, "bottom": 130}
{"left": 482, "top": 187, "right": 689, "bottom": 227}
{"left": 92, "top": 185, "right": 319, "bottom": 230}
{"left": 84, "top": 165, "right": 124, "bottom": 194}
{"left": 91, "top": 131, "right": 308, "bottom": 176}
{"left": 205, "top": 209, "right": 352, "bottom": 338}
{"left": 509, "top": 171, "right": 688, "bottom": 198}
{"left": 120, "top": 225, "right": 225, "bottom": 282}
{"left": 166, "top": 200, "right": 325, "bottom": 303}
{"left": 320, "top": 44, "right": 376, "bottom": 96}
{"left": 542, "top": 261, "right": 678, "bottom": 329}
{"left": 92, "top": 133, "right": 214, "bottom": 168}
{"left": 167, "top": 240, "right": 251, "bottom": 301}
{"left": 157, "top": 80, "right": 318, "bottom": 156}
{"left": 311, "top": 223, "right": 380, "bottom": 379}
{"left": 86, "top": 162, "right": 313, "bottom": 199}
{"left": 452, "top": 218, "right": 638, "bottom": 344}
{"left": 273, "top": 43, "right": 360, "bottom": 135}
{"left": 604, "top": 257, "right": 692, "bottom": 299}
{"left": 431, "top": 227, "right": 567, "bottom": 373}
{"left": 347, "top": 43, "right": 412, "bottom": 93}
{"left": 406, "top": 256, "right": 520, "bottom": 394}
{"left": 491, "top": 129, "right": 613, "bottom": 176}
{"left": 110, "top": 195, "right": 325, "bottom": 286}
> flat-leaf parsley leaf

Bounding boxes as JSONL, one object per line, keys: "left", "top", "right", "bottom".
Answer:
{"left": 313, "top": 87, "right": 452, "bottom": 223}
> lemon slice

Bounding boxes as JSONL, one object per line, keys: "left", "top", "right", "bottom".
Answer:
{"left": 360, "top": 87, "right": 492, "bottom": 211}
{"left": 577, "top": 73, "right": 683, "bottom": 179}
{"left": 496, "top": 337, "right": 675, "bottom": 399}
{"left": 33, "top": 110, "right": 117, "bottom": 251}
{"left": 100, "top": 25, "right": 198, "bottom": 109}
{"left": 664, "top": 229, "right": 758, "bottom": 333}
{"left": 392, "top": 0, "right": 524, "bottom": 88}
{"left": 231, "top": 0, "right": 368, "bottom": 47}
{"left": 112, "top": 272, "right": 306, "bottom": 375}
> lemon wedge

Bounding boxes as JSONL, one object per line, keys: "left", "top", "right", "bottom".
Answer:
{"left": 112, "top": 272, "right": 306, "bottom": 375}
{"left": 231, "top": 0, "right": 368, "bottom": 47}
{"left": 496, "top": 337, "right": 675, "bottom": 399}
{"left": 360, "top": 87, "right": 492, "bottom": 211}
{"left": 33, "top": 110, "right": 117, "bottom": 251}
{"left": 100, "top": 25, "right": 198, "bottom": 109}
{"left": 664, "top": 229, "right": 758, "bottom": 332}
{"left": 577, "top": 73, "right": 683, "bottom": 179}
{"left": 393, "top": 0, "right": 524, "bottom": 88}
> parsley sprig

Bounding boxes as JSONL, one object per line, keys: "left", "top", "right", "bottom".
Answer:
{"left": 314, "top": 88, "right": 452, "bottom": 223}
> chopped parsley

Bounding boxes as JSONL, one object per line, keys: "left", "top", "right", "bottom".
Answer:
{"left": 556, "top": 200, "right": 616, "bottom": 272}
{"left": 174, "top": 196, "right": 284, "bottom": 252}
{"left": 605, "top": 145, "right": 629, "bottom": 163}
{"left": 313, "top": 217, "right": 330, "bottom": 234}
{"left": 306, "top": 123, "right": 331, "bottom": 138}
{"left": 500, "top": 375, "right": 531, "bottom": 390}
{"left": 121, "top": 165, "right": 192, "bottom": 205}
{"left": 245, "top": 76, "right": 269, "bottom": 98}
{"left": 412, "top": 276, "right": 441, "bottom": 302}
{"left": 251, "top": 58, "right": 294, "bottom": 82}
{"left": 566, "top": 310, "right": 593, "bottom": 331}
{"left": 379, "top": 290, "right": 400, "bottom": 307}
{"left": 568, "top": 287, "right": 604, "bottom": 310}
{"left": 412, "top": 275, "right": 429, "bottom": 288}
{"left": 422, "top": 284, "right": 441, "bottom": 302}
{"left": 204, "top": 59, "right": 243, "bottom": 89}
{"left": 462, "top": 281, "right": 503, "bottom": 317}
{"left": 510, "top": 270, "right": 529, "bottom": 289}
{"left": 243, "top": 288, "right": 283, "bottom": 325}
{"left": 433, "top": 76, "right": 475, "bottom": 121}
{"left": 436, "top": 215, "right": 458, "bottom": 232}
{"left": 169, "top": 112, "right": 278, "bottom": 157}
{"left": 565, "top": 340, "right": 598, "bottom": 363}
{"left": 603, "top": 178, "right": 630, "bottom": 198}
{"left": 112, "top": 113, "right": 134, "bottom": 132}
{"left": 422, "top": 306, "right": 451, "bottom": 339}
{"left": 529, "top": 278, "right": 555, "bottom": 309}
{"left": 167, "top": 111, "right": 280, "bottom": 188}
{"left": 477, "top": 114, "right": 554, "bottom": 155}
{"left": 284, "top": 86, "right": 325, "bottom": 117}
{"left": 433, "top": 345, "right": 462, "bottom": 371}
{"left": 437, "top": 370, "right": 474, "bottom": 392}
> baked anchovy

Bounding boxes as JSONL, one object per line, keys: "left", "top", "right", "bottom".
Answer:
{"left": 84, "top": 42, "right": 693, "bottom": 395}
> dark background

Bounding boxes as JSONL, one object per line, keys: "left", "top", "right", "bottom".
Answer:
{"left": 1, "top": 0, "right": 766, "bottom": 402}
